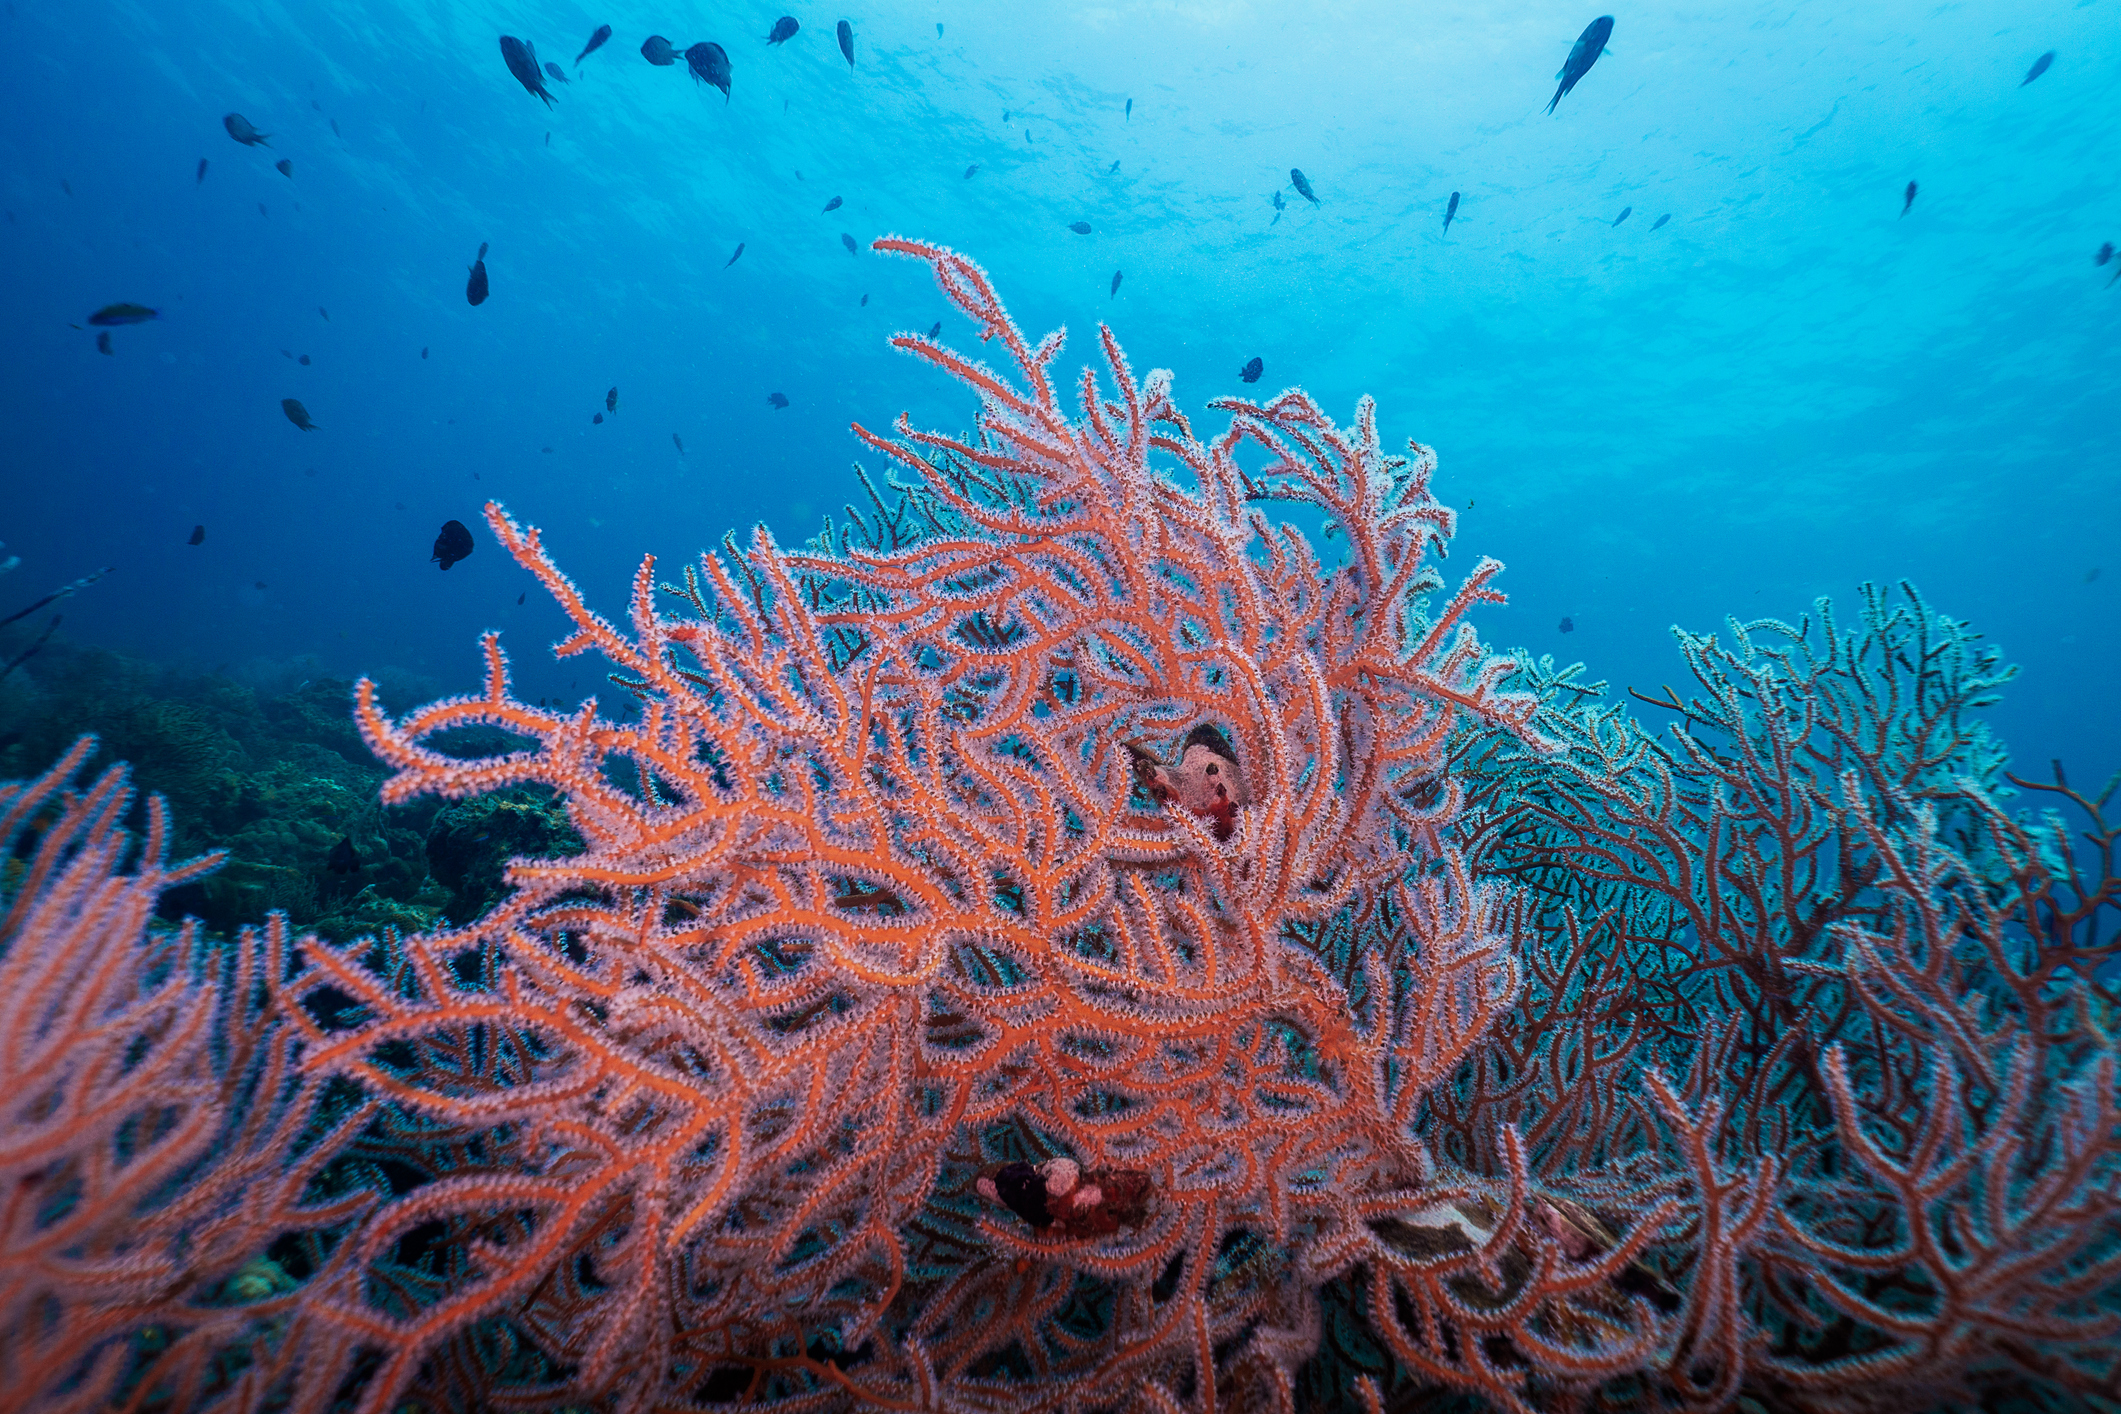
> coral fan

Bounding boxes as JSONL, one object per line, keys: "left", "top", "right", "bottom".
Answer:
{"left": 298, "top": 239, "right": 1546, "bottom": 1409}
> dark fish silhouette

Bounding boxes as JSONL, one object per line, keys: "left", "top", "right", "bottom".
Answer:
{"left": 823, "top": 195, "right": 842, "bottom": 212}
{"left": 860, "top": 292, "right": 868, "bottom": 305}
{"left": 2022, "top": 51, "right": 2053, "bottom": 85}
{"left": 299, "top": 354, "right": 310, "bottom": 365}
{"left": 96, "top": 331, "right": 112, "bottom": 354}
{"left": 927, "top": 321, "right": 941, "bottom": 337}
{"left": 431, "top": 518, "right": 474, "bottom": 569}
{"left": 1612, "top": 206, "right": 1631, "bottom": 226}
{"left": 223, "top": 112, "right": 271, "bottom": 146}
{"left": 1559, "top": 616, "right": 1575, "bottom": 633}
{"left": 1547, "top": 16, "right": 1613, "bottom": 114}
{"left": 188, "top": 524, "right": 205, "bottom": 545}
{"left": 766, "top": 16, "right": 799, "bottom": 44}
{"left": 767, "top": 391, "right": 789, "bottom": 408}
{"left": 259, "top": 203, "right": 267, "bottom": 217}
{"left": 673, "top": 433, "right": 685, "bottom": 454}
{"left": 1444, "top": 190, "right": 1459, "bottom": 232}
{"left": 422, "top": 346, "right": 429, "bottom": 357}
{"left": 1239, "top": 356, "right": 1262, "bottom": 384}
{"left": 1125, "top": 97, "right": 1133, "bottom": 120}
{"left": 1108, "top": 159, "right": 1120, "bottom": 175}
{"left": 842, "top": 232, "right": 858, "bottom": 254}
{"left": 544, "top": 61, "right": 570, "bottom": 84}
{"left": 282, "top": 398, "right": 318, "bottom": 430}
{"left": 593, "top": 412, "right": 603, "bottom": 423}
{"left": 686, "top": 42, "right": 731, "bottom": 99}
{"left": 195, "top": 158, "right": 208, "bottom": 183}
{"left": 1068, "top": 221, "right": 1092, "bottom": 234}
{"left": 575, "top": 24, "right": 612, "bottom": 65}
{"left": 1290, "top": 168, "right": 1317, "bottom": 203}
{"left": 500, "top": 37, "right": 557, "bottom": 108}
{"left": 88, "top": 303, "right": 158, "bottom": 325}
{"left": 517, "top": 592, "right": 525, "bottom": 604}
{"left": 2097, "top": 242, "right": 2114, "bottom": 266}
{"left": 964, "top": 164, "right": 978, "bottom": 178}
{"left": 319, "top": 306, "right": 329, "bottom": 320}
{"left": 1901, "top": 180, "right": 1917, "bottom": 216}
{"left": 837, "top": 19, "right": 854, "bottom": 68}
{"left": 467, "top": 241, "right": 490, "bottom": 305}
{"left": 642, "top": 34, "right": 679, "bottom": 65}
{"left": 937, "top": 22, "right": 943, "bottom": 36}
{"left": 606, "top": 386, "right": 618, "bottom": 412}
{"left": 1651, "top": 213, "right": 1670, "bottom": 230}
{"left": 276, "top": 158, "right": 293, "bottom": 177}
{"left": 327, "top": 835, "right": 360, "bottom": 874}
{"left": 1271, "top": 190, "right": 1284, "bottom": 225}
{"left": 726, "top": 242, "right": 744, "bottom": 267}
{"left": 1110, "top": 270, "right": 1122, "bottom": 297}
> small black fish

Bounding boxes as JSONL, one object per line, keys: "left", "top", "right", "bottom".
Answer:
{"left": 1109, "top": 159, "right": 1120, "bottom": 174}
{"left": 96, "top": 330, "right": 112, "bottom": 354}
{"left": 517, "top": 592, "right": 526, "bottom": 604}
{"left": 607, "top": 386, "right": 618, "bottom": 412}
{"left": 823, "top": 195, "right": 842, "bottom": 212}
{"left": 1444, "top": 190, "right": 1459, "bottom": 232}
{"left": 1239, "top": 356, "right": 1262, "bottom": 384}
{"left": 2022, "top": 51, "right": 2053, "bottom": 85}
{"left": 188, "top": 524, "right": 205, "bottom": 545}
{"left": 1559, "top": 616, "right": 1575, "bottom": 633}
{"left": 2097, "top": 242, "right": 2114, "bottom": 266}
{"left": 686, "top": 42, "right": 732, "bottom": 100}
{"left": 541, "top": 446, "right": 553, "bottom": 453}
{"left": 432, "top": 518, "right": 474, "bottom": 570}
{"left": 1548, "top": 16, "right": 1613, "bottom": 114}
{"left": 1002, "top": 110, "right": 1010, "bottom": 122}
{"left": 575, "top": 23, "right": 612, "bottom": 66}
{"left": 1612, "top": 206, "right": 1630, "bottom": 226}
{"left": 593, "top": 412, "right": 603, "bottom": 423}
{"left": 422, "top": 346, "right": 429, "bottom": 358}
{"left": 927, "top": 321, "right": 941, "bottom": 338}
{"left": 1068, "top": 221, "right": 1092, "bottom": 234}
{"left": 1110, "top": 270, "right": 1122, "bottom": 298}
{"left": 544, "top": 61, "right": 570, "bottom": 84}
{"left": 837, "top": 19, "right": 854, "bottom": 68}
{"left": 860, "top": 292, "right": 868, "bottom": 306}
{"left": 842, "top": 232, "right": 858, "bottom": 254}
{"left": 276, "top": 158, "right": 293, "bottom": 177}
{"left": 766, "top": 16, "right": 799, "bottom": 44}
{"left": 642, "top": 34, "right": 679, "bottom": 65}
{"left": 673, "top": 433, "right": 685, "bottom": 454}
{"left": 467, "top": 241, "right": 490, "bottom": 305}
{"left": 937, "top": 22, "right": 944, "bottom": 36}
{"left": 964, "top": 164, "right": 978, "bottom": 178}
{"left": 327, "top": 835, "right": 360, "bottom": 874}
{"left": 299, "top": 354, "right": 310, "bottom": 365}
{"left": 1651, "top": 213, "right": 1670, "bottom": 230}
{"left": 726, "top": 242, "right": 744, "bottom": 267}
{"left": 88, "top": 303, "right": 158, "bottom": 326}
{"left": 1901, "top": 180, "right": 1917, "bottom": 216}
{"left": 318, "top": 306, "right": 329, "bottom": 320}
{"left": 195, "top": 157, "right": 208, "bottom": 184}
{"left": 1125, "top": 97, "right": 1133, "bottom": 120}
{"left": 282, "top": 398, "right": 318, "bottom": 430}
{"left": 259, "top": 203, "right": 267, "bottom": 217}
{"left": 768, "top": 391, "right": 789, "bottom": 408}
{"left": 223, "top": 112, "right": 271, "bottom": 146}
{"left": 500, "top": 36, "right": 557, "bottom": 108}
{"left": 1290, "top": 168, "right": 1317, "bottom": 204}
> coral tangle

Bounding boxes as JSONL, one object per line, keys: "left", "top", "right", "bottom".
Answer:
{"left": 3, "top": 244, "right": 2116, "bottom": 1414}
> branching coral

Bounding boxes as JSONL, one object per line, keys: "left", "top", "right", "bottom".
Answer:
{"left": 285, "top": 239, "right": 1553, "bottom": 1411}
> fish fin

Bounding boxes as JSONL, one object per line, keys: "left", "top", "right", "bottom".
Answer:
{"left": 1556, "top": 67, "right": 1566, "bottom": 79}
{"left": 1547, "top": 87, "right": 1564, "bottom": 114}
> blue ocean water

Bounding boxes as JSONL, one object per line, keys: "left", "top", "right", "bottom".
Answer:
{"left": 2, "top": 0, "right": 2114, "bottom": 775}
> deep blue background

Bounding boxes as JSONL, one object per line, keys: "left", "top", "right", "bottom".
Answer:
{"left": 1, "top": 0, "right": 2114, "bottom": 780}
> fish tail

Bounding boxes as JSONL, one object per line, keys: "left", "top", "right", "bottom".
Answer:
{"left": 1546, "top": 86, "right": 1563, "bottom": 115}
